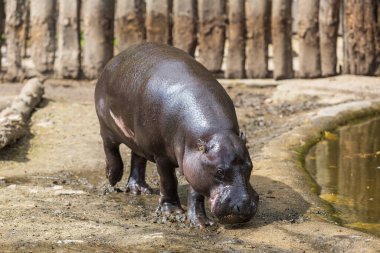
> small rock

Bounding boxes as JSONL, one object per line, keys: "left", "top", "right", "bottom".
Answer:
{"left": 53, "top": 209, "right": 63, "bottom": 216}
{"left": 52, "top": 185, "right": 63, "bottom": 190}
{"left": 35, "top": 119, "right": 54, "bottom": 128}
{"left": 7, "top": 184, "right": 16, "bottom": 189}
{"left": 57, "top": 239, "right": 84, "bottom": 245}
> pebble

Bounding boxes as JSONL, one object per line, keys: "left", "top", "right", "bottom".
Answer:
{"left": 35, "top": 119, "right": 54, "bottom": 128}
{"left": 57, "top": 239, "right": 84, "bottom": 245}
{"left": 7, "top": 184, "right": 16, "bottom": 189}
{"left": 52, "top": 185, "right": 63, "bottom": 190}
{"left": 53, "top": 209, "right": 63, "bottom": 216}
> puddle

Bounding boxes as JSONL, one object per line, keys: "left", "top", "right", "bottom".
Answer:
{"left": 305, "top": 117, "right": 380, "bottom": 236}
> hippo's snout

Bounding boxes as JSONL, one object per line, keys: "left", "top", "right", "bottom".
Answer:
{"left": 211, "top": 187, "right": 259, "bottom": 224}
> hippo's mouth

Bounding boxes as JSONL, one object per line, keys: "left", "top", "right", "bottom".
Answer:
{"left": 208, "top": 187, "right": 259, "bottom": 224}
{"left": 217, "top": 214, "right": 252, "bottom": 224}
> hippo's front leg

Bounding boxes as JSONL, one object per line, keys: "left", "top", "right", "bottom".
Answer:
{"left": 156, "top": 157, "right": 184, "bottom": 214}
{"left": 187, "top": 186, "right": 214, "bottom": 228}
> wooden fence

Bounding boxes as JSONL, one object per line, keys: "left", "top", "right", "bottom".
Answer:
{"left": 0, "top": 0, "right": 379, "bottom": 81}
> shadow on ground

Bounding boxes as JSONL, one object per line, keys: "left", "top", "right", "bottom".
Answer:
{"left": 0, "top": 133, "right": 33, "bottom": 163}
{"left": 222, "top": 175, "right": 310, "bottom": 230}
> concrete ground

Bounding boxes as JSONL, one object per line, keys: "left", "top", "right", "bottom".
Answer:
{"left": 0, "top": 75, "right": 379, "bottom": 252}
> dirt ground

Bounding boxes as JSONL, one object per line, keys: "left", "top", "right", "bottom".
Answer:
{"left": 0, "top": 76, "right": 380, "bottom": 252}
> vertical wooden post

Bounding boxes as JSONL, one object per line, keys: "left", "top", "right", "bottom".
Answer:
{"left": 245, "top": 0, "right": 270, "bottom": 78}
{"left": 115, "top": 0, "right": 145, "bottom": 54}
{"left": 319, "top": 0, "right": 340, "bottom": 77}
{"left": 0, "top": 0, "right": 4, "bottom": 72}
{"left": 172, "top": 0, "right": 196, "bottom": 56}
{"left": 375, "top": 2, "right": 380, "bottom": 76}
{"left": 343, "top": 0, "right": 377, "bottom": 75}
{"left": 82, "top": 0, "right": 115, "bottom": 79}
{"left": 56, "top": 0, "right": 80, "bottom": 79}
{"left": 225, "top": 0, "right": 245, "bottom": 78}
{"left": 145, "top": 0, "right": 170, "bottom": 44}
{"left": 30, "top": 0, "right": 56, "bottom": 74}
{"left": 298, "top": 0, "right": 321, "bottom": 78}
{"left": 197, "top": 0, "right": 226, "bottom": 72}
{"left": 271, "top": 0, "right": 293, "bottom": 80}
{"left": 21, "top": 0, "right": 30, "bottom": 58}
{"left": 5, "top": 0, "right": 26, "bottom": 81}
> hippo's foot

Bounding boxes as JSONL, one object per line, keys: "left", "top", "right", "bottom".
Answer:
{"left": 187, "top": 207, "right": 215, "bottom": 229}
{"left": 107, "top": 166, "right": 123, "bottom": 186}
{"left": 126, "top": 178, "right": 153, "bottom": 195}
{"left": 187, "top": 186, "right": 215, "bottom": 229}
{"left": 156, "top": 202, "right": 185, "bottom": 215}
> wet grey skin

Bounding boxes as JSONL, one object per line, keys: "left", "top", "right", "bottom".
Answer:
{"left": 95, "top": 42, "right": 259, "bottom": 228}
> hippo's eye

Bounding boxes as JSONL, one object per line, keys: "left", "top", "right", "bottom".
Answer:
{"left": 216, "top": 168, "right": 225, "bottom": 179}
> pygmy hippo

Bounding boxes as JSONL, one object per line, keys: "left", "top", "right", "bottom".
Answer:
{"left": 95, "top": 43, "right": 259, "bottom": 227}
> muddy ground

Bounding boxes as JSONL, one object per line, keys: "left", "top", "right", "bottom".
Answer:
{"left": 0, "top": 76, "right": 380, "bottom": 252}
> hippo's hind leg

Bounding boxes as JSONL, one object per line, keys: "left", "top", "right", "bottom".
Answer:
{"left": 156, "top": 157, "right": 184, "bottom": 214}
{"left": 126, "top": 152, "right": 153, "bottom": 194}
{"left": 102, "top": 136, "right": 124, "bottom": 186}
{"left": 187, "top": 186, "right": 214, "bottom": 228}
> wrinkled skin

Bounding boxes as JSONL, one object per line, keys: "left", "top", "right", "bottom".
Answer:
{"left": 95, "top": 43, "right": 259, "bottom": 227}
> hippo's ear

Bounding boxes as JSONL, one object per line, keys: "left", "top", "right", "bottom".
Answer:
{"left": 239, "top": 131, "right": 247, "bottom": 144}
{"left": 197, "top": 139, "right": 208, "bottom": 153}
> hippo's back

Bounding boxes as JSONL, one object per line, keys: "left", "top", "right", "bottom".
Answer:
{"left": 95, "top": 43, "right": 238, "bottom": 160}
{"left": 97, "top": 43, "right": 216, "bottom": 94}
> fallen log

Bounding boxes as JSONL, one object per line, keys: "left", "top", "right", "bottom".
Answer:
{"left": 0, "top": 78, "right": 44, "bottom": 149}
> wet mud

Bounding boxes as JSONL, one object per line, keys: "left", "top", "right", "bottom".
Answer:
{"left": 1, "top": 77, "right": 379, "bottom": 252}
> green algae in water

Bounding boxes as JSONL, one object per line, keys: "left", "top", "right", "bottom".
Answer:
{"left": 305, "top": 117, "right": 380, "bottom": 236}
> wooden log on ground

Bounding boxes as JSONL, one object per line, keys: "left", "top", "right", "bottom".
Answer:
{"left": 145, "top": 0, "right": 170, "bottom": 44}
{"left": 225, "top": 0, "right": 245, "bottom": 78}
{"left": 82, "top": 0, "right": 115, "bottom": 79}
{"left": 197, "top": 0, "right": 226, "bottom": 72}
{"left": 172, "top": 0, "right": 196, "bottom": 56}
{"left": 56, "top": 0, "right": 80, "bottom": 79}
{"left": 319, "top": 0, "right": 340, "bottom": 77}
{"left": 4, "top": 0, "right": 26, "bottom": 81}
{"left": 343, "top": 0, "right": 377, "bottom": 75}
{"left": 30, "top": 0, "right": 56, "bottom": 74}
{"left": 0, "top": 78, "right": 44, "bottom": 149}
{"left": 115, "top": 0, "right": 145, "bottom": 54}
{"left": 271, "top": 0, "right": 293, "bottom": 80}
{"left": 298, "top": 0, "right": 321, "bottom": 78}
{"left": 245, "top": 0, "right": 270, "bottom": 78}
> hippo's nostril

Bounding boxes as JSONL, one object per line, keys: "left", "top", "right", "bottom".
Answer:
{"left": 233, "top": 205, "right": 241, "bottom": 213}
{"left": 251, "top": 201, "right": 258, "bottom": 214}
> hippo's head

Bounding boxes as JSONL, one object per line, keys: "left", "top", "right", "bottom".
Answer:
{"left": 184, "top": 131, "right": 259, "bottom": 224}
